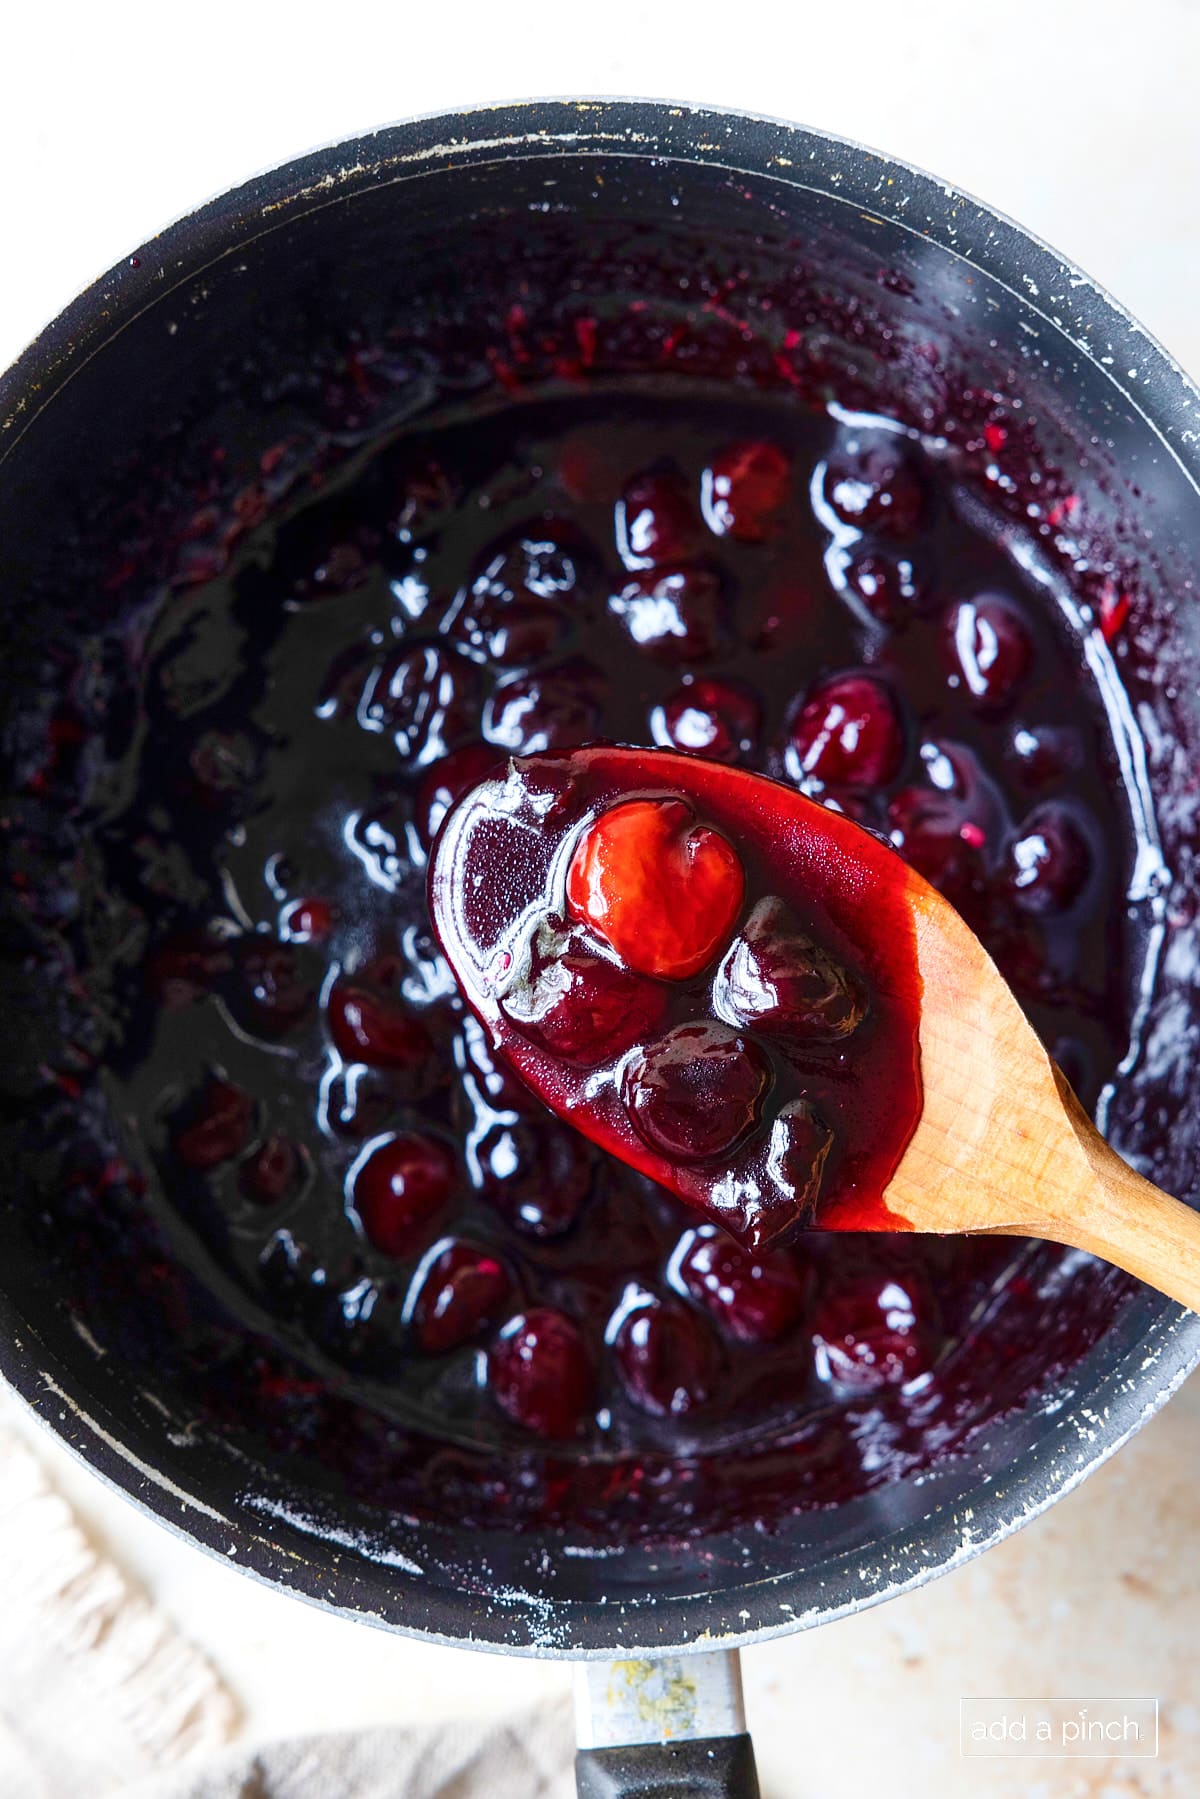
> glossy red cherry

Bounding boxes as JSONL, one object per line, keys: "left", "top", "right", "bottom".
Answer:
{"left": 460, "top": 598, "right": 572, "bottom": 666}
{"left": 328, "top": 979, "right": 435, "bottom": 1072}
{"left": 416, "top": 742, "right": 502, "bottom": 850}
{"left": 1007, "top": 724, "right": 1082, "bottom": 785}
{"left": 671, "top": 1226, "right": 811, "bottom": 1344}
{"left": 701, "top": 440, "right": 790, "bottom": 541}
{"left": 174, "top": 1079, "right": 256, "bottom": 1171}
{"left": 888, "top": 784, "right": 983, "bottom": 901}
{"left": 622, "top": 1022, "right": 770, "bottom": 1162}
{"left": 566, "top": 797, "right": 744, "bottom": 980}
{"left": 358, "top": 643, "right": 476, "bottom": 764}
{"left": 469, "top": 527, "right": 585, "bottom": 604}
{"left": 482, "top": 659, "right": 606, "bottom": 753}
{"left": 1006, "top": 803, "right": 1093, "bottom": 915}
{"left": 407, "top": 1240, "right": 510, "bottom": 1353}
{"left": 487, "top": 1308, "right": 593, "bottom": 1438}
{"left": 280, "top": 898, "right": 332, "bottom": 944}
{"left": 472, "top": 1119, "right": 593, "bottom": 1238}
{"left": 616, "top": 469, "right": 703, "bottom": 569}
{"left": 787, "top": 674, "right": 904, "bottom": 789}
{"left": 842, "top": 549, "right": 926, "bottom": 623}
{"left": 352, "top": 1132, "right": 455, "bottom": 1257}
{"left": 235, "top": 939, "right": 315, "bottom": 1037}
{"left": 452, "top": 528, "right": 587, "bottom": 664}
{"left": 499, "top": 939, "right": 667, "bottom": 1065}
{"left": 454, "top": 1014, "right": 540, "bottom": 1117}
{"left": 943, "top": 595, "right": 1032, "bottom": 707}
{"left": 240, "top": 1133, "right": 307, "bottom": 1206}
{"left": 608, "top": 568, "right": 724, "bottom": 661}
{"left": 713, "top": 895, "right": 866, "bottom": 1040}
{"left": 323, "top": 1064, "right": 404, "bottom": 1139}
{"left": 608, "top": 1288, "right": 717, "bottom": 1417}
{"left": 649, "top": 678, "right": 761, "bottom": 763}
{"left": 821, "top": 438, "right": 928, "bottom": 537}
{"left": 887, "top": 741, "right": 1001, "bottom": 905}
{"left": 764, "top": 1101, "right": 836, "bottom": 1226}
{"left": 811, "top": 1275, "right": 936, "bottom": 1392}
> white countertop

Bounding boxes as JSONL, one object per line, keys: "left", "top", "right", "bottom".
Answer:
{"left": 3, "top": 6, "right": 1200, "bottom": 1792}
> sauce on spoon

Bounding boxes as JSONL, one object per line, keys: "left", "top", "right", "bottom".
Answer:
{"left": 430, "top": 744, "right": 924, "bottom": 1247}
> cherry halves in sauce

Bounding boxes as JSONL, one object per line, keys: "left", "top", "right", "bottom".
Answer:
{"left": 430, "top": 744, "right": 924, "bottom": 1249}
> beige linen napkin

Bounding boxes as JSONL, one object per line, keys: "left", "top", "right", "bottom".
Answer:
{"left": 0, "top": 1423, "right": 238, "bottom": 1797}
{"left": 0, "top": 1417, "right": 574, "bottom": 1798}
{"left": 119, "top": 1708, "right": 575, "bottom": 1799}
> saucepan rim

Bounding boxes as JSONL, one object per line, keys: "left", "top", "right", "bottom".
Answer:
{"left": 2, "top": 95, "right": 1199, "bottom": 1657}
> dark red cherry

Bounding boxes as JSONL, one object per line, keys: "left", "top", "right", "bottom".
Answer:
{"left": 943, "top": 595, "right": 1032, "bottom": 707}
{"left": 388, "top": 457, "right": 458, "bottom": 540}
{"left": 352, "top": 1132, "right": 455, "bottom": 1257}
{"left": 470, "top": 527, "right": 585, "bottom": 604}
{"left": 358, "top": 643, "right": 476, "bottom": 765}
{"left": 608, "top": 1288, "right": 717, "bottom": 1417}
{"left": 608, "top": 568, "right": 724, "bottom": 661}
{"left": 458, "top": 598, "right": 572, "bottom": 666}
{"left": 407, "top": 1240, "right": 510, "bottom": 1353}
{"left": 842, "top": 549, "right": 926, "bottom": 622}
{"left": 888, "top": 784, "right": 983, "bottom": 900}
{"left": 811, "top": 1275, "right": 937, "bottom": 1392}
{"left": 887, "top": 741, "right": 1002, "bottom": 904}
{"left": 472, "top": 1119, "right": 594, "bottom": 1238}
{"left": 323, "top": 1064, "right": 404, "bottom": 1139}
{"left": 622, "top": 1022, "right": 770, "bottom": 1163}
{"left": 235, "top": 939, "right": 315, "bottom": 1036}
{"left": 1007, "top": 724, "right": 1083, "bottom": 785}
{"left": 701, "top": 440, "right": 790, "bottom": 541}
{"left": 1006, "top": 803, "right": 1093, "bottom": 915}
{"left": 280, "top": 898, "right": 332, "bottom": 944}
{"left": 416, "top": 742, "right": 502, "bottom": 851}
{"left": 482, "top": 660, "right": 606, "bottom": 753}
{"left": 328, "top": 977, "right": 435, "bottom": 1072}
{"left": 649, "top": 678, "right": 761, "bottom": 763}
{"left": 763, "top": 1101, "right": 835, "bottom": 1227}
{"left": 499, "top": 938, "right": 667, "bottom": 1065}
{"left": 146, "top": 931, "right": 233, "bottom": 1007}
{"left": 451, "top": 529, "right": 586, "bottom": 664}
{"left": 294, "top": 536, "right": 375, "bottom": 600}
{"left": 714, "top": 897, "right": 866, "bottom": 1041}
{"left": 488, "top": 1308, "right": 593, "bottom": 1438}
{"left": 566, "top": 798, "right": 744, "bottom": 981}
{"left": 240, "top": 1133, "right": 307, "bottom": 1206}
{"left": 821, "top": 438, "right": 929, "bottom": 537}
{"left": 345, "top": 788, "right": 410, "bottom": 891}
{"left": 174, "top": 1078, "right": 256, "bottom": 1171}
{"left": 454, "top": 1014, "right": 540, "bottom": 1116}
{"left": 186, "top": 730, "right": 261, "bottom": 806}
{"left": 787, "top": 674, "right": 904, "bottom": 789}
{"left": 671, "top": 1226, "right": 811, "bottom": 1343}
{"left": 616, "top": 469, "right": 703, "bottom": 569}
{"left": 316, "top": 641, "right": 378, "bottom": 721}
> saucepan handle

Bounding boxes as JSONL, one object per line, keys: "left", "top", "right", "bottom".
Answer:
{"left": 574, "top": 1650, "right": 761, "bottom": 1798}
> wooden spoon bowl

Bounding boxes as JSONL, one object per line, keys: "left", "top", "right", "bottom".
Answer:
{"left": 431, "top": 746, "right": 1200, "bottom": 1309}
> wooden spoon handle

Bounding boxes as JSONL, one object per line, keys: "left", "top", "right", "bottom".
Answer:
{"left": 1024, "top": 1072, "right": 1200, "bottom": 1312}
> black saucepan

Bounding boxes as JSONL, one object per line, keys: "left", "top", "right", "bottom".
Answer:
{"left": 3, "top": 99, "right": 1200, "bottom": 1798}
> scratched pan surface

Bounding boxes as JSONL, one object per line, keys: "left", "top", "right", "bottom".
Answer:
{"left": 2, "top": 100, "right": 1200, "bottom": 1655}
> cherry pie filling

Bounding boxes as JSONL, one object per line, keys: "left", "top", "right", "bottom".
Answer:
{"left": 34, "top": 386, "right": 1154, "bottom": 1514}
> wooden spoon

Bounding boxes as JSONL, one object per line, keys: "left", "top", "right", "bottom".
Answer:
{"left": 889, "top": 877, "right": 1200, "bottom": 1308}
{"left": 431, "top": 746, "right": 1200, "bottom": 1310}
